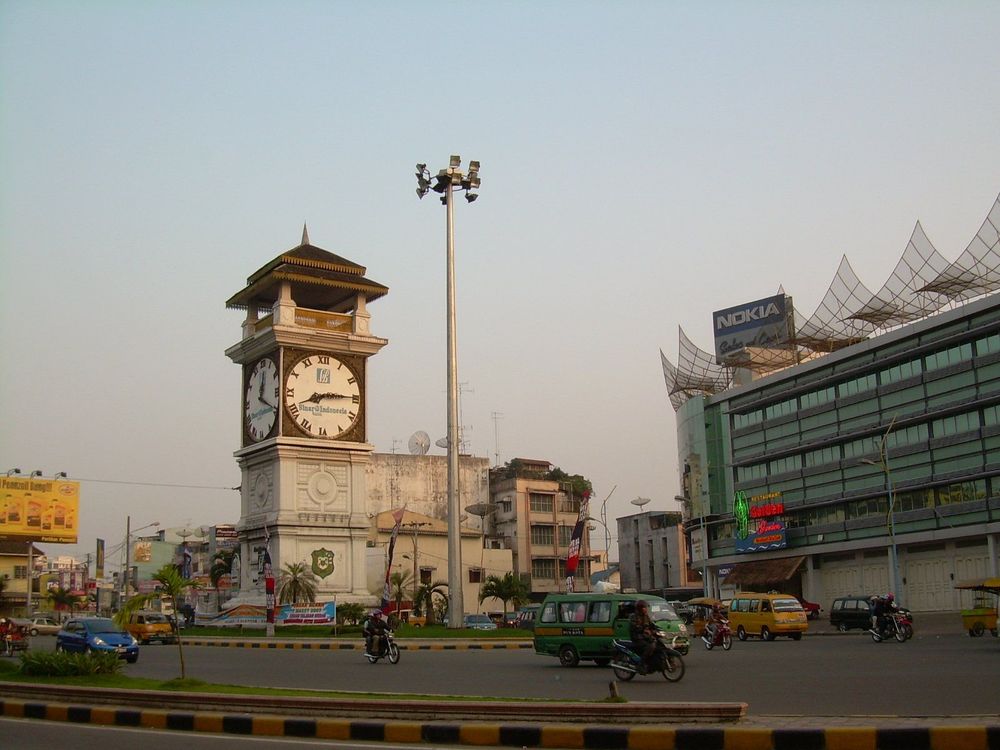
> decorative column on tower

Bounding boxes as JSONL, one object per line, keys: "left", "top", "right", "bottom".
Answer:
{"left": 224, "top": 227, "right": 388, "bottom": 610}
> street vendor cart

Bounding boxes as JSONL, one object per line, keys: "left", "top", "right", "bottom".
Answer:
{"left": 955, "top": 577, "right": 1000, "bottom": 638}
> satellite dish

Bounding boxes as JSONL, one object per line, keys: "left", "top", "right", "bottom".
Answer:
{"left": 435, "top": 436, "right": 449, "bottom": 449}
{"left": 465, "top": 503, "right": 489, "bottom": 518}
{"left": 408, "top": 431, "right": 430, "bottom": 455}
{"left": 631, "top": 496, "right": 652, "bottom": 508}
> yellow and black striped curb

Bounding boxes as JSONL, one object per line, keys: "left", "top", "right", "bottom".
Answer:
{"left": 181, "top": 639, "right": 533, "bottom": 650}
{"left": 3, "top": 700, "right": 999, "bottom": 749}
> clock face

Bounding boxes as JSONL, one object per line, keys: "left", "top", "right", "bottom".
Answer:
{"left": 245, "top": 358, "right": 278, "bottom": 442}
{"left": 284, "top": 354, "right": 361, "bottom": 438}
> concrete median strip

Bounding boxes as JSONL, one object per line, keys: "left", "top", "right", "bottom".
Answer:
{"left": 3, "top": 696, "right": 999, "bottom": 748}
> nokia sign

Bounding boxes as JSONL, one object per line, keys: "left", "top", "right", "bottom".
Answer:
{"left": 712, "top": 293, "right": 794, "bottom": 365}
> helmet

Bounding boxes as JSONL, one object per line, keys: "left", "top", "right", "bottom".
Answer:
{"left": 635, "top": 600, "right": 648, "bottom": 611}
{"left": 886, "top": 593, "right": 894, "bottom": 602}
{"left": 372, "top": 610, "right": 383, "bottom": 618}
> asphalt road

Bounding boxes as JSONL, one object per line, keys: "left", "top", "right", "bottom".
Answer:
{"left": 76, "top": 631, "right": 1000, "bottom": 717}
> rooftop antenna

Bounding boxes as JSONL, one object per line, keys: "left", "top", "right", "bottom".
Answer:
{"left": 491, "top": 411, "right": 503, "bottom": 467}
{"left": 631, "top": 496, "right": 652, "bottom": 510}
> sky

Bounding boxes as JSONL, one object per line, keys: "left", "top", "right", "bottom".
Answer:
{"left": 2, "top": 1, "right": 999, "bottom": 568}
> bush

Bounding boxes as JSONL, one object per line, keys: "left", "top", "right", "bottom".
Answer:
{"left": 19, "top": 650, "right": 123, "bottom": 677}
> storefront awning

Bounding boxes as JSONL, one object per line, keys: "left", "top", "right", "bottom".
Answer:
{"left": 722, "top": 556, "right": 805, "bottom": 589}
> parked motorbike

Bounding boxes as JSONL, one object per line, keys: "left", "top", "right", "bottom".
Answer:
{"left": 364, "top": 629, "right": 400, "bottom": 664}
{"left": 702, "top": 618, "right": 733, "bottom": 651}
{"left": 610, "top": 631, "right": 685, "bottom": 682}
{"left": 871, "top": 612, "right": 909, "bottom": 643}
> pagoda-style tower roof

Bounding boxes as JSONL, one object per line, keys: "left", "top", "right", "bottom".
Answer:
{"left": 226, "top": 231, "right": 389, "bottom": 315}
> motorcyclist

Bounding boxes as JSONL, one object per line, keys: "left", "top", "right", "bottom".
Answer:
{"left": 628, "top": 600, "right": 660, "bottom": 667}
{"left": 705, "top": 604, "right": 725, "bottom": 643}
{"left": 363, "top": 610, "right": 388, "bottom": 656}
{"left": 870, "top": 593, "right": 898, "bottom": 634}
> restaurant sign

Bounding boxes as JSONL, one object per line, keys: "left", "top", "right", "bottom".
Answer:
{"left": 734, "top": 490, "right": 787, "bottom": 553}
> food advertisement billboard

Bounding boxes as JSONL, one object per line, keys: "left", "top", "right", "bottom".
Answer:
{"left": 0, "top": 476, "right": 80, "bottom": 543}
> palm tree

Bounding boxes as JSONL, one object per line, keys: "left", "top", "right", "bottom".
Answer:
{"left": 209, "top": 549, "right": 235, "bottom": 611}
{"left": 47, "top": 586, "right": 82, "bottom": 618}
{"left": 388, "top": 569, "right": 412, "bottom": 624}
{"left": 413, "top": 580, "right": 448, "bottom": 625}
{"left": 478, "top": 572, "right": 530, "bottom": 615}
{"left": 115, "top": 564, "right": 200, "bottom": 679}
{"left": 337, "top": 602, "right": 366, "bottom": 626}
{"left": 276, "top": 562, "right": 318, "bottom": 605}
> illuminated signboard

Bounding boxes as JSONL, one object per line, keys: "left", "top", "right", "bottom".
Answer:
{"left": 712, "top": 293, "right": 795, "bottom": 366}
{"left": 0, "top": 477, "right": 80, "bottom": 544}
{"left": 734, "top": 490, "right": 786, "bottom": 554}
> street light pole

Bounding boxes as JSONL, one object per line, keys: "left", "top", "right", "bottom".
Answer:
{"left": 862, "top": 416, "right": 903, "bottom": 599}
{"left": 416, "top": 156, "right": 481, "bottom": 628}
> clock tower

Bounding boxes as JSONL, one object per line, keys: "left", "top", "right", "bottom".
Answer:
{"left": 225, "top": 228, "right": 388, "bottom": 607}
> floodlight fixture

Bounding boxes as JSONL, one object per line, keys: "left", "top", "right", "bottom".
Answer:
{"left": 53, "top": 471, "right": 67, "bottom": 479}
{"left": 468, "top": 160, "right": 480, "bottom": 175}
{"left": 6, "top": 468, "right": 20, "bottom": 476}
{"left": 465, "top": 193, "right": 478, "bottom": 203}
{"left": 449, "top": 154, "right": 461, "bottom": 168}
{"left": 30, "top": 470, "right": 42, "bottom": 478}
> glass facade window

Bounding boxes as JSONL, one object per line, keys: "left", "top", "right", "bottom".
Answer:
{"left": 736, "top": 463, "right": 767, "bottom": 483}
{"left": 838, "top": 373, "right": 877, "bottom": 398}
{"left": 932, "top": 411, "right": 981, "bottom": 437}
{"left": 734, "top": 410, "right": 763, "bottom": 430}
{"left": 936, "top": 479, "right": 985, "bottom": 505}
{"left": 880, "top": 359, "right": 922, "bottom": 383}
{"left": 805, "top": 445, "right": 840, "bottom": 468}
{"left": 885, "top": 423, "right": 928, "bottom": 449}
{"left": 984, "top": 404, "right": 1000, "bottom": 426}
{"left": 530, "top": 525, "right": 554, "bottom": 545}
{"left": 801, "top": 386, "right": 835, "bottom": 409}
{"left": 895, "top": 488, "right": 934, "bottom": 513}
{"left": 842, "top": 438, "right": 873, "bottom": 460}
{"left": 925, "top": 342, "right": 973, "bottom": 371}
{"left": 847, "top": 496, "right": 888, "bottom": 520}
{"left": 765, "top": 398, "right": 797, "bottom": 420}
{"left": 977, "top": 332, "right": 1000, "bottom": 355}
{"left": 769, "top": 454, "right": 802, "bottom": 475}
{"left": 529, "top": 493, "right": 553, "bottom": 513}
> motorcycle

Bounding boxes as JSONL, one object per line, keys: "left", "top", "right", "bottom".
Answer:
{"left": 364, "top": 629, "right": 400, "bottom": 664}
{"left": 702, "top": 618, "right": 733, "bottom": 651}
{"left": 896, "top": 610, "right": 914, "bottom": 640}
{"left": 871, "top": 612, "right": 909, "bottom": 643}
{"left": 610, "top": 631, "right": 685, "bottom": 682}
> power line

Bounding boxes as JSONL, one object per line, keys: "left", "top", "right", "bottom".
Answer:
{"left": 73, "top": 477, "right": 239, "bottom": 491}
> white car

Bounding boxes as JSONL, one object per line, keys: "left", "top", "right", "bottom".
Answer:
{"left": 28, "top": 616, "right": 61, "bottom": 636}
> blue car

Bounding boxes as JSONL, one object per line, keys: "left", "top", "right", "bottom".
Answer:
{"left": 56, "top": 618, "right": 139, "bottom": 663}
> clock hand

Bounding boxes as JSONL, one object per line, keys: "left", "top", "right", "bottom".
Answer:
{"left": 301, "top": 392, "right": 351, "bottom": 404}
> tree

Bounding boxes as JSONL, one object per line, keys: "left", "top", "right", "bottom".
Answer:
{"left": 337, "top": 602, "right": 366, "bottom": 626}
{"left": 276, "top": 562, "right": 318, "bottom": 605}
{"left": 389, "top": 570, "right": 412, "bottom": 622}
{"left": 209, "top": 549, "right": 235, "bottom": 611}
{"left": 413, "top": 580, "right": 448, "bottom": 625}
{"left": 115, "top": 564, "right": 200, "bottom": 679}
{"left": 46, "top": 586, "right": 82, "bottom": 617}
{"left": 478, "top": 572, "right": 529, "bottom": 615}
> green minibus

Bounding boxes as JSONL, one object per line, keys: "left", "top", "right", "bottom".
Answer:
{"left": 533, "top": 593, "right": 689, "bottom": 667}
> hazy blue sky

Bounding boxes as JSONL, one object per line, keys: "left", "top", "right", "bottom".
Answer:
{"left": 2, "top": 1, "right": 998, "bottom": 565}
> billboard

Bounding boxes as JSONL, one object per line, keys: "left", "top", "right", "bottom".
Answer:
{"left": 734, "top": 490, "right": 787, "bottom": 554}
{"left": 0, "top": 476, "right": 80, "bottom": 543}
{"left": 713, "top": 293, "right": 794, "bottom": 365}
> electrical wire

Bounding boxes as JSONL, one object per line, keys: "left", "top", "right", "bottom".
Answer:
{"left": 73, "top": 477, "right": 239, "bottom": 491}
